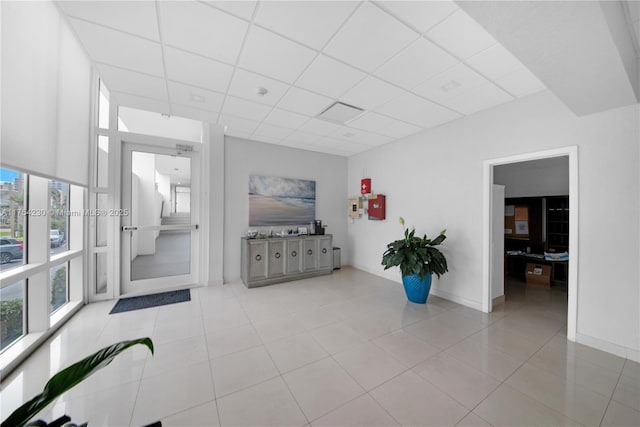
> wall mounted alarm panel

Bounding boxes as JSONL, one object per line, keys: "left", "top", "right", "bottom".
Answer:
{"left": 368, "top": 194, "right": 386, "bottom": 220}
{"left": 348, "top": 197, "right": 362, "bottom": 218}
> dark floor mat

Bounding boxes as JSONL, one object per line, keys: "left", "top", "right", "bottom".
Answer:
{"left": 110, "top": 289, "right": 190, "bottom": 314}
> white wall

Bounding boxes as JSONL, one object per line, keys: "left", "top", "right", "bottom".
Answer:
{"left": 1, "top": 0, "right": 91, "bottom": 185}
{"left": 224, "top": 137, "right": 348, "bottom": 282}
{"left": 348, "top": 91, "right": 639, "bottom": 359}
{"left": 494, "top": 157, "right": 569, "bottom": 197}
{"left": 131, "top": 153, "right": 161, "bottom": 256}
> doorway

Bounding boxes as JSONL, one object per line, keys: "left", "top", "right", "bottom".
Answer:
{"left": 120, "top": 141, "right": 200, "bottom": 296}
{"left": 483, "top": 147, "right": 578, "bottom": 341}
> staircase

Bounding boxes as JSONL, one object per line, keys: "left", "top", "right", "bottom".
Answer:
{"left": 160, "top": 213, "right": 190, "bottom": 234}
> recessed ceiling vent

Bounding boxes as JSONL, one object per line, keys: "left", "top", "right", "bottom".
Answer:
{"left": 317, "top": 101, "right": 364, "bottom": 124}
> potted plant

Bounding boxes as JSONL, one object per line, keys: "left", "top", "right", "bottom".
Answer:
{"left": 381, "top": 217, "right": 448, "bottom": 303}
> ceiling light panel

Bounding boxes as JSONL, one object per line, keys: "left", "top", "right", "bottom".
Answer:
{"left": 70, "top": 18, "right": 164, "bottom": 76}
{"left": 317, "top": 102, "right": 364, "bottom": 124}
{"left": 96, "top": 64, "right": 168, "bottom": 100}
{"left": 427, "top": 9, "right": 497, "bottom": 60}
{"left": 239, "top": 27, "right": 317, "bottom": 83}
{"left": 255, "top": 1, "right": 359, "bottom": 50}
{"left": 159, "top": 1, "right": 248, "bottom": 63}
{"left": 264, "top": 109, "right": 310, "bottom": 129}
{"left": 466, "top": 44, "right": 525, "bottom": 81}
{"left": 374, "top": 38, "right": 459, "bottom": 90}
{"left": 413, "top": 63, "right": 488, "bottom": 104}
{"left": 495, "top": 67, "right": 546, "bottom": 97}
{"left": 440, "top": 81, "right": 513, "bottom": 115}
{"left": 296, "top": 55, "right": 367, "bottom": 99}
{"left": 221, "top": 96, "right": 273, "bottom": 122}
{"left": 168, "top": 81, "right": 225, "bottom": 112}
{"left": 375, "top": 0, "right": 458, "bottom": 33}
{"left": 205, "top": 1, "right": 257, "bottom": 20}
{"left": 376, "top": 92, "right": 461, "bottom": 128}
{"left": 228, "top": 69, "right": 290, "bottom": 106}
{"left": 340, "top": 76, "right": 407, "bottom": 111}
{"left": 324, "top": 2, "right": 418, "bottom": 72}
{"left": 111, "top": 91, "right": 170, "bottom": 115}
{"left": 164, "top": 47, "right": 234, "bottom": 93}
{"left": 58, "top": 1, "right": 160, "bottom": 40}
{"left": 276, "top": 87, "right": 333, "bottom": 117}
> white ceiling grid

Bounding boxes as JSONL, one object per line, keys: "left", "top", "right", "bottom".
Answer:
{"left": 57, "top": 0, "right": 546, "bottom": 156}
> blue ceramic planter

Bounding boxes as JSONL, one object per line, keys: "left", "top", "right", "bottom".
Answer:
{"left": 402, "top": 273, "right": 432, "bottom": 304}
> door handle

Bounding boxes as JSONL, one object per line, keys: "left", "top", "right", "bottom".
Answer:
{"left": 121, "top": 226, "right": 138, "bottom": 231}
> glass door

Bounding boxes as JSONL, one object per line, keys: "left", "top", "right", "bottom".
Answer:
{"left": 121, "top": 142, "right": 199, "bottom": 295}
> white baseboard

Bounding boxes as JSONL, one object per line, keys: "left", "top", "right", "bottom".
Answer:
{"left": 492, "top": 295, "right": 505, "bottom": 306}
{"left": 429, "top": 288, "right": 483, "bottom": 311}
{"left": 576, "top": 332, "right": 640, "bottom": 363}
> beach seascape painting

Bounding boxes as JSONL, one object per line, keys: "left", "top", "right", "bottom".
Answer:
{"left": 249, "top": 175, "right": 316, "bottom": 226}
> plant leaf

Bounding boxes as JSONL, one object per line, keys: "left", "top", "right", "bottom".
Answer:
{"left": 2, "top": 338, "right": 153, "bottom": 427}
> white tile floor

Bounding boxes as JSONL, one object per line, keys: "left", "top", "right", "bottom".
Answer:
{"left": 1, "top": 267, "right": 639, "bottom": 426}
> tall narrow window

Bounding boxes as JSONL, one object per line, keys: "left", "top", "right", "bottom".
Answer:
{"left": 50, "top": 263, "right": 68, "bottom": 314}
{"left": 50, "top": 180, "right": 70, "bottom": 254}
{"left": 0, "top": 168, "right": 26, "bottom": 272}
{"left": 98, "top": 79, "right": 110, "bottom": 130}
{"left": 0, "top": 280, "right": 25, "bottom": 351}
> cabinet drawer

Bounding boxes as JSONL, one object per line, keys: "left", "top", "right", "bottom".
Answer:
{"left": 248, "top": 240, "right": 268, "bottom": 281}
{"left": 269, "top": 240, "right": 285, "bottom": 277}
{"left": 303, "top": 239, "right": 318, "bottom": 271}
{"left": 287, "top": 239, "right": 302, "bottom": 274}
{"left": 318, "top": 237, "right": 332, "bottom": 270}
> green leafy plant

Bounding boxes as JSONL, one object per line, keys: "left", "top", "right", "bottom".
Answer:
{"left": 1, "top": 338, "right": 154, "bottom": 427}
{"left": 381, "top": 217, "right": 448, "bottom": 279}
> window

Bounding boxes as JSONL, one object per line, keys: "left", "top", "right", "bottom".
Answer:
{"left": 0, "top": 280, "right": 24, "bottom": 351}
{"left": 0, "top": 168, "right": 26, "bottom": 272}
{"left": 50, "top": 263, "right": 68, "bottom": 314}
{"left": 50, "top": 180, "right": 70, "bottom": 254}
{"left": 98, "top": 79, "right": 110, "bottom": 130}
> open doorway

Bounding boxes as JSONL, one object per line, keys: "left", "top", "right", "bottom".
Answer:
{"left": 483, "top": 147, "right": 578, "bottom": 341}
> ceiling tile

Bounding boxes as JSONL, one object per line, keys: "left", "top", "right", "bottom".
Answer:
{"left": 324, "top": 2, "right": 418, "bottom": 72}
{"left": 205, "top": 1, "right": 257, "bottom": 20}
{"left": 70, "top": 18, "right": 164, "bottom": 76}
{"left": 111, "top": 91, "right": 170, "bottom": 115}
{"left": 218, "top": 114, "right": 260, "bottom": 133}
{"left": 96, "top": 64, "right": 167, "bottom": 100}
{"left": 282, "top": 131, "right": 322, "bottom": 145}
{"left": 340, "top": 76, "right": 406, "bottom": 111}
{"left": 171, "top": 104, "right": 219, "bottom": 123}
{"left": 375, "top": 0, "right": 458, "bottom": 33}
{"left": 253, "top": 123, "right": 294, "bottom": 140}
{"left": 296, "top": 55, "right": 366, "bottom": 99}
{"left": 221, "top": 96, "right": 272, "bottom": 122}
{"left": 228, "top": 69, "right": 290, "bottom": 106}
{"left": 239, "top": 27, "right": 317, "bottom": 83}
{"left": 440, "top": 81, "right": 514, "bottom": 115}
{"left": 331, "top": 127, "right": 393, "bottom": 146}
{"left": 348, "top": 112, "right": 421, "bottom": 139}
{"left": 466, "top": 44, "right": 524, "bottom": 81}
{"left": 58, "top": 1, "right": 160, "bottom": 40}
{"left": 495, "top": 67, "right": 546, "bottom": 97}
{"left": 379, "top": 119, "right": 423, "bottom": 139}
{"left": 159, "top": 1, "right": 248, "bottom": 63}
{"left": 255, "top": 1, "right": 358, "bottom": 50}
{"left": 413, "top": 63, "right": 488, "bottom": 105}
{"left": 426, "top": 9, "right": 496, "bottom": 60}
{"left": 164, "top": 47, "right": 234, "bottom": 93}
{"left": 251, "top": 134, "right": 283, "bottom": 145}
{"left": 298, "top": 118, "right": 343, "bottom": 136}
{"left": 225, "top": 129, "right": 253, "bottom": 139}
{"left": 278, "top": 139, "right": 312, "bottom": 150}
{"left": 277, "top": 87, "right": 333, "bottom": 117}
{"left": 312, "top": 138, "right": 367, "bottom": 155}
{"left": 168, "top": 81, "right": 225, "bottom": 112}
{"left": 376, "top": 92, "right": 461, "bottom": 128}
{"left": 264, "top": 109, "right": 310, "bottom": 129}
{"left": 375, "top": 38, "right": 459, "bottom": 89}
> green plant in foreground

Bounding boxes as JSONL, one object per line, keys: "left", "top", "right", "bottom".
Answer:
{"left": 2, "top": 338, "right": 154, "bottom": 427}
{"left": 382, "top": 217, "right": 448, "bottom": 279}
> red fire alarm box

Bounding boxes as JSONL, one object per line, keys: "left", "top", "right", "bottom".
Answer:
{"left": 361, "top": 178, "right": 371, "bottom": 195}
{"left": 368, "top": 194, "right": 386, "bottom": 220}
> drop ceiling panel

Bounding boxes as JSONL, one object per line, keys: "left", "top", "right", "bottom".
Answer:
{"left": 324, "top": 2, "right": 418, "bottom": 72}
{"left": 255, "top": 1, "right": 358, "bottom": 50}
{"left": 298, "top": 118, "right": 344, "bottom": 136}
{"left": 264, "top": 109, "right": 310, "bottom": 129}
{"left": 380, "top": 119, "right": 423, "bottom": 139}
{"left": 331, "top": 127, "right": 393, "bottom": 146}
{"left": 276, "top": 87, "right": 333, "bottom": 116}
{"left": 296, "top": 55, "right": 366, "bottom": 99}
{"left": 340, "top": 76, "right": 407, "bottom": 110}
{"left": 253, "top": 123, "right": 294, "bottom": 139}
{"left": 57, "top": 1, "right": 160, "bottom": 40}
{"left": 168, "top": 81, "right": 225, "bottom": 112}
{"left": 252, "top": 134, "right": 283, "bottom": 145}
{"left": 376, "top": 92, "right": 461, "bottom": 128}
{"left": 164, "top": 47, "right": 234, "bottom": 93}
{"left": 226, "top": 129, "right": 253, "bottom": 139}
{"left": 228, "top": 69, "right": 290, "bottom": 106}
{"left": 96, "top": 64, "right": 167, "bottom": 100}
{"left": 239, "top": 27, "right": 317, "bottom": 83}
{"left": 205, "top": 1, "right": 257, "bottom": 20}
{"left": 171, "top": 104, "right": 219, "bottom": 123}
{"left": 218, "top": 114, "right": 260, "bottom": 133}
{"left": 466, "top": 44, "right": 524, "bottom": 81}
{"left": 495, "top": 67, "right": 546, "bottom": 97}
{"left": 221, "top": 96, "right": 272, "bottom": 122}
{"left": 159, "top": 1, "right": 248, "bottom": 63}
{"left": 413, "top": 63, "right": 488, "bottom": 104}
{"left": 374, "top": 38, "right": 459, "bottom": 90}
{"left": 427, "top": 9, "right": 497, "bottom": 60}
{"left": 282, "top": 130, "right": 322, "bottom": 145}
{"left": 440, "top": 82, "right": 513, "bottom": 115}
{"left": 348, "top": 111, "right": 398, "bottom": 133}
{"left": 375, "top": 0, "right": 458, "bottom": 33}
{"left": 70, "top": 18, "right": 164, "bottom": 76}
{"left": 111, "top": 91, "right": 170, "bottom": 115}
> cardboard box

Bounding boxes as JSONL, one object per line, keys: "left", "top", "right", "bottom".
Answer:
{"left": 525, "top": 263, "right": 551, "bottom": 287}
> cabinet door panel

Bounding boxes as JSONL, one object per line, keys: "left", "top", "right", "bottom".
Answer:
{"left": 248, "top": 241, "right": 268, "bottom": 281}
{"left": 287, "top": 239, "right": 302, "bottom": 274}
{"left": 303, "top": 238, "right": 318, "bottom": 271}
{"left": 269, "top": 240, "right": 285, "bottom": 277}
{"left": 318, "top": 237, "right": 332, "bottom": 270}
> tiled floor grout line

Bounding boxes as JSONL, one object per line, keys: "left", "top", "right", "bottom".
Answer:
{"left": 598, "top": 369, "right": 625, "bottom": 427}
{"left": 197, "top": 289, "right": 223, "bottom": 427}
